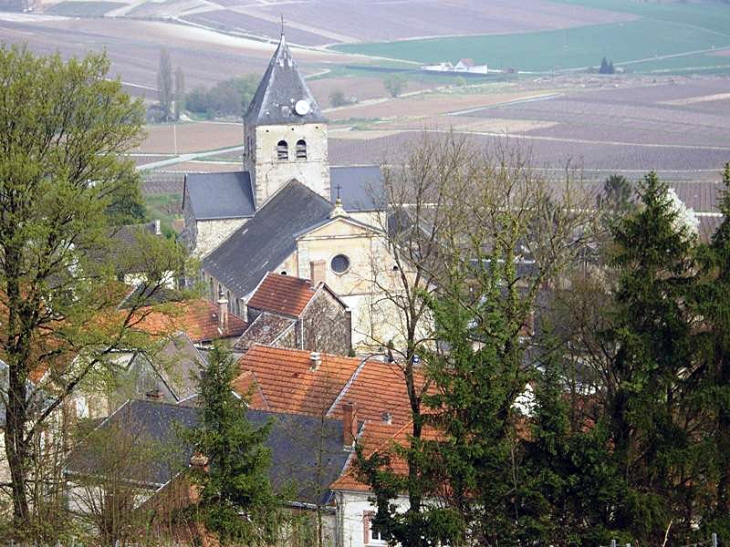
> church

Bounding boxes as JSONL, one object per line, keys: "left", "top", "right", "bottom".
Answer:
{"left": 182, "top": 33, "right": 402, "bottom": 349}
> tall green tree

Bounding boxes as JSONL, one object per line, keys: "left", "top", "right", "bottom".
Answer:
{"left": 186, "top": 343, "right": 280, "bottom": 545}
{"left": 0, "top": 45, "right": 184, "bottom": 536}
{"left": 692, "top": 163, "right": 730, "bottom": 539}
{"left": 602, "top": 171, "right": 698, "bottom": 542}
{"left": 157, "top": 48, "right": 173, "bottom": 121}
{"left": 174, "top": 66, "right": 185, "bottom": 121}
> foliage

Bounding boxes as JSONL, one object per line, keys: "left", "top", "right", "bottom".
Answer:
{"left": 185, "top": 343, "right": 280, "bottom": 545}
{"left": 186, "top": 75, "right": 259, "bottom": 119}
{"left": 599, "top": 56, "right": 615, "bottom": 74}
{"left": 0, "top": 45, "right": 185, "bottom": 536}
{"left": 174, "top": 66, "right": 185, "bottom": 121}
{"left": 158, "top": 48, "right": 173, "bottom": 121}
{"left": 329, "top": 89, "right": 348, "bottom": 107}
{"left": 384, "top": 73, "right": 407, "bottom": 97}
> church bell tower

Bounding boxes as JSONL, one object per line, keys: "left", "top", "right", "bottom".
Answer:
{"left": 243, "top": 31, "right": 330, "bottom": 207}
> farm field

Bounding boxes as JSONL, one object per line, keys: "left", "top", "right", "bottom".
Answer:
{"left": 0, "top": 14, "right": 359, "bottom": 93}
{"left": 137, "top": 122, "right": 243, "bottom": 154}
{"left": 333, "top": 18, "right": 730, "bottom": 74}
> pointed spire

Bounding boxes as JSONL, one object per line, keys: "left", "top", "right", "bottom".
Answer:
{"left": 243, "top": 26, "right": 326, "bottom": 126}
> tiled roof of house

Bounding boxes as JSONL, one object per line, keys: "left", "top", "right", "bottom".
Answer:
{"left": 330, "top": 420, "right": 441, "bottom": 493}
{"left": 247, "top": 273, "right": 317, "bottom": 318}
{"left": 130, "top": 299, "right": 247, "bottom": 343}
{"left": 327, "top": 359, "right": 428, "bottom": 427}
{"left": 233, "top": 346, "right": 362, "bottom": 416}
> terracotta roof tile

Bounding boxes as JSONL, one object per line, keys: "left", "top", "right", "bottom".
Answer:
{"left": 247, "top": 273, "right": 317, "bottom": 318}
{"left": 130, "top": 299, "right": 247, "bottom": 343}
{"left": 328, "top": 360, "right": 429, "bottom": 427}
{"left": 233, "top": 346, "right": 362, "bottom": 416}
{"left": 330, "top": 420, "right": 441, "bottom": 492}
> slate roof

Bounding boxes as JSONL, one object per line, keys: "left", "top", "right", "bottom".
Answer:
{"left": 185, "top": 172, "right": 255, "bottom": 221}
{"left": 64, "top": 399, "right": 352, "bottom": 505}
{"left": 203, "top": 180, "right": 334, "bottom": 298}
{"left": 330, "top": 165, "right": 384, "bottom": 212}
{"left": 233, "top": 313, "right": 296, "bottom": 352}
{"left": 244, "top": 35, "right": 326, "bottom": 127}
{"left": 247, "top": 273, "right": 317, "bottom": 318}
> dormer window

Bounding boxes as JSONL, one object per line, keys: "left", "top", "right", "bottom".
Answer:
{"left": 277, "top": 140, "right": 288, "bottom": 160}
{"left": 296, "top": 139, "right": 307, "bottom": 159}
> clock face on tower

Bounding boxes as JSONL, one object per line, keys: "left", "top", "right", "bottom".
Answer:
{"left": 294, "top": 99, "right": 311, "bottom": 116}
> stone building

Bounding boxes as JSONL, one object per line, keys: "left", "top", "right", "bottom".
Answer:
{"left": 182, "top": 31, "right": 403, "bottom": 349}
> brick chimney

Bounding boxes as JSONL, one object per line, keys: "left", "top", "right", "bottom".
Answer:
{"left": 145, "top": 388, "right": 164, "bottom": 401}
{"left": 310, "top": 260, "right": 327, "bottom": 288}
{"left": 217, "top": 289, "right": 229, "bottom": 333}
{"left": 343, "top": 402, "right": 358, "bottom": 447}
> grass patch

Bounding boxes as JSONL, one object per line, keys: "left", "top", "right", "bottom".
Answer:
{"left": 145, "top": 192, "right": 181, "bottom": 228}
{"left": 551, "top": 0, "right": 730, "bottom": 37}
{"left": 45, "top": 1, "right": 126, "bottom": 16}
{"left": 332, "top": 19, "right": 730, "bottom": 74}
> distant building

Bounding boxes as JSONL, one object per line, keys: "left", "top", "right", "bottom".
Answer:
{"left": 421, "top": 58, "right": 488, "bottom": 75}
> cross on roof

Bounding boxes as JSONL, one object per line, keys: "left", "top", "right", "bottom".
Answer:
{"left": 280, "top": 13, "right": 284, "bottom": 37}
{"left": 335, "top": 183, "right": 342, "bottom": 200}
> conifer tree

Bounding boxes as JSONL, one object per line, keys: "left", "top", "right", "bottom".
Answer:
{"left": 603, "top": 171, "right": 698, "bottom": 542}
{"left": 186, "top": 343, "right": 280, "bottom": 545}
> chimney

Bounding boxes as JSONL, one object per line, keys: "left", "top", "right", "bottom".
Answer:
{"left": 309, "top": 351, "right": 322, "bottom": 371}
{"left": 382, "top": 411, "right": 392, "bottom": 425}
{"left": 145, "top": 388, "right": 164, "bottom": 401}
{"left": 218, "top": 289, "right": 229, "bottom": 333}
{"left": 343, "top": 402, "right": 358, "bottom": 447}
{"left": 189, "top": 452, "right": 209, "bottom": 503}
{"left": 154, "top": 218, "right": 161, "bottom": 236}
{"left": 309, "top": 260, "right": 327, "bottom": 288}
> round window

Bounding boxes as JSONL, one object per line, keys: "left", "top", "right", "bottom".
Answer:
{"left": 330, "top": 254, "right": 350, "bottom": 274}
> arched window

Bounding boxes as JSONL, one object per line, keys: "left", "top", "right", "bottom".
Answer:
{"left": 227, "top": 290, "right": 231, "bottom": 313}
{"left": 209, "top": 277, "right": 215, "bottom": 301}
{"left": 296, "top": 139, "right": 307, "bottom": 159}
{"left": 277, "top": 140, "right": 288, "bottom": 160}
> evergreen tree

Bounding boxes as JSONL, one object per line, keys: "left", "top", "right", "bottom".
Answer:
{"left": 603, "top": 171, "right": 698, "bottom": 542}
{"left": 692, "top": 163, "right": 730, "bottom": 540}
{"left": 186, "top": 343, "right": 280, "bottom": 545}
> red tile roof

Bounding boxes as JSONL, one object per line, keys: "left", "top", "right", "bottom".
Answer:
{"left": 246, "top": 273, "right": 316, "bottom": 318}
{"left": 233, "top": 346, "right": 362, "bottom": 416}
{"left": 130, "top": 299, "right": 247, "bottom": 343}
{"left": 328, "top": 360, "right": 429, "bottom": 427}
{"left": 330, "top": 420, "right": 441, "bottom": 492}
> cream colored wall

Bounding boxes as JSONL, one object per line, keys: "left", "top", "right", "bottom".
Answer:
{"left": 245, "top": 122, "right": 330, "bottom": 206}
{"left": 195, "top": 217, "right": 248, "bottom": 258}
{"left": 291, "top": 219, "right": 411, "bottom": 350}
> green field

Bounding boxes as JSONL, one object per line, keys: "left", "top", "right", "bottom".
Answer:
{"left": 332, "top": 1, "right": 730, "bottom": 75}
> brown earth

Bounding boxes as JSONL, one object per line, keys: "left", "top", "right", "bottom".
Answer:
{"left": 137, "top": 122, "right": 243, "bottom": 154}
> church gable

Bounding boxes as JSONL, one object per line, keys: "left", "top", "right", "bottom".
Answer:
{"left": 296, "top": 216, "right": 377, "bottom": 241}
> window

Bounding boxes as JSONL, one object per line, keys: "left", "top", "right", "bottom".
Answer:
{"left": 296, "top": 139, "right": 307, "bottom": 159}
{"left": 209, "top": 277, "right": 215, "bottom": 301}
{"left": 330, "top": 254, "right": 350, "bottom": 274}
{"left": 276, "top": 140, "right": 288, "bottom": 160}
{"left": 363, "top": 512, "right": 386, "bottom": 545}
{"left": 227, "top": 290, "right": 231, "bottom": 313}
